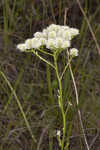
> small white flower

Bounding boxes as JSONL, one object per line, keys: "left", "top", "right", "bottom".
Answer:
{"left": 57, "top": 29, "right": 65, "bottom": 37}
{"left": 34, "top": 32, "right": 43, "bottom": 38}
{"left": 48, "top": 31, "right": 57, "bottom": 39}
{"left": 62, "top": 40, "right": 70, "bottom": 49}
{"left": 17, "top": 43, "right": 26, "bottom": 52}
{"left": 70, "top": 28, "right": 79, "bottom": 38}
{"left": 39, "top": 38, "right": 47, "bottom": 45}
{"left": 42, "top": 29, "right": 48, "bottom": 38}
{"left": 25, "top": 39, "right": 32, "bottom": 49}
{"left": 46, "top": 39, "right": 56, "bottom": 49}
{"left": 47, "top": 24, "right": 60, "bottom": 32}
{"left": 31, "top": 38, "right": 41, "bottom": 49}
{"left": 69, "top": 48, "right": 78, "bottom": 57}
{"left": 57, "top": 130, "right": 61, "bottom": 137}
{"left": 63, "top": 30, "right": 71, "bottom": 41}
{"left": 55, "top": 37, "right": 63, "bottom": 48}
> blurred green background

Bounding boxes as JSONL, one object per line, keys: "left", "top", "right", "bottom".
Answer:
{"left": 0, "top": 0, "right": 100, "bottom": 149}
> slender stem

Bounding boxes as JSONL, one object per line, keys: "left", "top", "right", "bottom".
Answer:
{"left": 60, "top": 57, "right": 72, "bottom": 80}
{"left": 61, "top": 114, "right": 66, "bottom": 150}
{"left": 0, "top": 71, "right": 37, "bottom": 144}
{"left": 54, "top": 55, "right": 62, "bottom": 98}
{"left": 53, "top": 53, "right": 66, "bottom": 150}
{"left": 31, "top": 50, "right": 55, "bottom": 69}
{"left": 38, "top": 48, "right": 53, "bottom": 56}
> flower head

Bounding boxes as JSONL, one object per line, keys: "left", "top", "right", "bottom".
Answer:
{"left": 34, "top": 32, "right": 43, "bottom": 38}
{"left": 70, "top": 28, "right": 79, "bottom": 38}
{"left": 31, "top": 38, "right": 41, "bottom": 49}
{"left": 39, "top": 38, "right": 47, "bottom": 45}
{"left": 69, "top": 48, "right": 78, "bottom": 57}
{"left": 25, "top": 39, "right": 32, "bottom": 49}
{"left": 46, "top": 39, "right": 56, "bottom": 49}
{"left": 63, "top": 30, "right": 71, "bottom": 41}
{"left": 47, "top": 24, "right": 60, "bottom": 32}
{"left": 62, "top": 40, "right": 70, "bottom": 49}
{"left": 55, "top": 37, "right": 63, "bottom": 48}
{"left": 48, "top": 31, "right": 57, "bottom": 39}
{"left": 17, "top": 43, "right": 26, "bottom": 52}
{"left": 57, "top": 29, "right": 65, "bottom": 37}
{"left": 42, "top": 29, "right": 48, "bottom": 38}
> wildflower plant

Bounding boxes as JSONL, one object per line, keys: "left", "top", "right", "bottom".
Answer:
{"left": 17, "top": 24, "right": 79, "bottom": 150}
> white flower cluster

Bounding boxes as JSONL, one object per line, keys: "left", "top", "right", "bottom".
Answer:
{"left": 69, "top": 48, "right": 78, "bottom": 57}
{"left": 17, "top": 24, "right": 79, "bottom": 56}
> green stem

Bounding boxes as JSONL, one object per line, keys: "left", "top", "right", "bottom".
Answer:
{"left": 54, "top": 53, "right": 62, "bottom": 99}
{"left": 31, "top": 50, "right": 55, "bottom": 69}
{"left": 61, "top": 114, "right": 66, "bottom": 150}
{"left": 60, "top": 57, "right": 72, "bottom": 81}
{"left": 38, "top": 48, "right": 53, "bottom": 56}
{"left": 53, "top": 53, "right": 66, "bottom": 150}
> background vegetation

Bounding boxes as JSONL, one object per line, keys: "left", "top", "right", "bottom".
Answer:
{"left": 0, "top": 0, "right": 100, "bottom": 149}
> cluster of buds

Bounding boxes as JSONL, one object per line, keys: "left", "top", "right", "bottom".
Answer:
{"left": 17, "top": 24, "right": 79, "bottom": 57}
